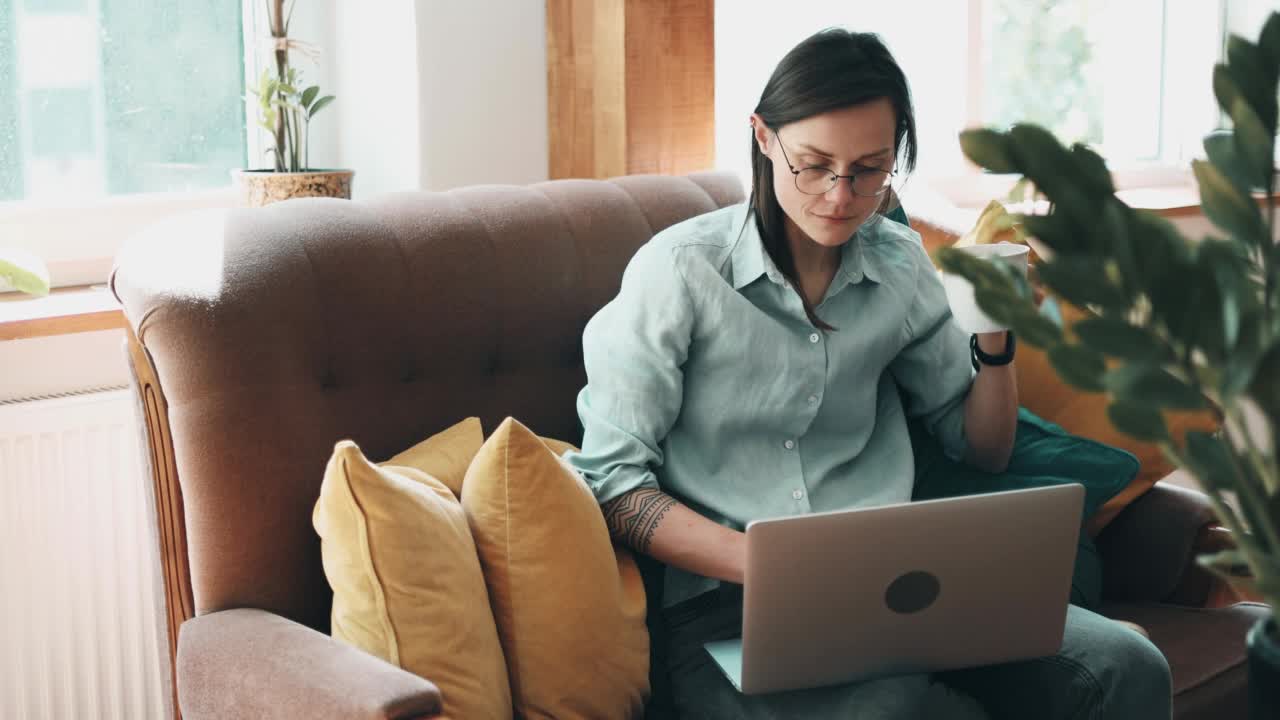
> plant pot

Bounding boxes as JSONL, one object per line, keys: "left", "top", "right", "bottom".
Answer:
{"left": 1249, "top": 615, "right": 1280, "bottom": 720}
{"left": 232, "top": 169, "right": 354, "bottom": 207}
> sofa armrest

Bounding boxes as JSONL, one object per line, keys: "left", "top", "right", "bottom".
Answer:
{"left": 178, "top": 608, "right": 445, "bottom": 720}
{"left": 1095, "top": 477, "right": 1218, "bottom": 604}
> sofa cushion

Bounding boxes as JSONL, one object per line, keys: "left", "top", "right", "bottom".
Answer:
{"left": 463, "top": 417, "right": 649, "bottom": 720}
{"left": 313, "top": 420, "right": 511, "bottom": 720}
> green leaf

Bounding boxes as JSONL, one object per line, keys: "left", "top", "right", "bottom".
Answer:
{"left": 0, "top": 248, "right": 51, "bottom": 296}
{"left": 1008, "top": 125, "right": 1079, "bottom": 204}
{"left": 1226, "top": 35, "right": 1278, "bottom": 131}
{"left": 1261, "top": 11, "right": 1280, "bottom": 72}
{"left": 1228, "top": 97, "right": 1275, "bottom": 189}
{"left": 1185, "top": 431, "right": 1239, "bottom": 491}
{"left": 1069, "top": 143, "right": 1114, "bottom": 196}
{"left": 959, "top": 128, "right": 1019, "bottom": 173}
{"left": 1072, "top": 316, "right": 1171, "bottom": 363}
{"left": 1204, "top": 130, "right": 1256, "bottom": 193}
{"left": 301, "top": 85, "right": 319, "bottom": 110}
{"left": 935, "top": 247, "right": 1017, "bottom": 293}
{"left": 1198, "top": 239, "right": 1257, "bottom": 350}
{"left": 1020, "top": 214, "right": 1083, "bottom": 254}
{"left": 973, "top": 286, "right": 1021, "bottom": 327}
{"left": 1106, "top": 400, "right": 1170, "bottom": 442}
{"left": 1048, "top": 343, "right": 1107, "bottom": 392}
{"left": 1249, "top": 341, "right": 1280, "bottom": 425}
{"left": 1222, "top": 312, "right": 1266, "bottom": 398}
{"left": 1008, "top": 306, "right": 1063, "bottom": 348}
{"left": 1103, "top": 365, "right": 1206, "bottom": 409}
{"left": 308, "top": 95, "right": 336, "bottom": 119}
{"left": 1213, "top": 64, "right": 1243, "bottom": 120}
{"left": 1192, "top": 159, "right": 1266, "bottom": 247}
{"left": 1036, "top": 257, "right": 1130, "bottom": 310}
{"left": 1125, "top": 211, "right": 1201, "bottom": 339}
{"left": 1099, "top": 203, "right": 1139, "bottom": 294}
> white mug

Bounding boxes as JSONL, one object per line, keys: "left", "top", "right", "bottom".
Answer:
{"left": 939, "top": 242, "right": 1031, "bottom": 334}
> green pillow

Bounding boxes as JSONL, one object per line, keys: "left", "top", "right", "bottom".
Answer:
{"left": 909, "top": 408, "right": 1137, "bottom": 608}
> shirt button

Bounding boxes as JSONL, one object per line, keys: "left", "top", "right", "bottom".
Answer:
{"left": 807, "top": 394, "right": 818, "bottom": 404}
{"left": 792, "top": 489, "right": 804, "bottom": 500}
{"left": 784, "top": 439, "right": 796, "bottom": 450}
{"left": 809, "top": 332, "right": 821, "bottom": 343}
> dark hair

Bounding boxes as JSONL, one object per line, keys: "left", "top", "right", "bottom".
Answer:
{"left": 750, "top": 29, "right": 917, "bottom": 330}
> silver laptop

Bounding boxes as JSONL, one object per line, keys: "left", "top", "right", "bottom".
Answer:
{"left": 705, "top": 483, "right": 1084, "bottom": 695}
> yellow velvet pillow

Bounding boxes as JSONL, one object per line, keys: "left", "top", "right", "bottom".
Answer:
{"left": 313, "top": 419, "right": 512, "bottom": 720}
{"left": 462, "top": 418, "right": 649, "bottom": 720}
{"left": 383, "top": 416, "right": 483, "bottom": 497}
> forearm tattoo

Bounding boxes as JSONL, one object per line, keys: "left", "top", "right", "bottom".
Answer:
{"left": 602, "top": 488, "right": 679, "bottom": 553}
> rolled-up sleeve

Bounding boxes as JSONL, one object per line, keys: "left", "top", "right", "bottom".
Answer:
{"left": 565, "top": 240, "right": 694, "bottom": 505}
{"left": 889, "top": 245, "right": 975, "bottom": 462}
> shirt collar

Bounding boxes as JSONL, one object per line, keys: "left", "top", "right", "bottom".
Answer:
{"left": 730, "top": 206, "right": 881, "bottom": 291}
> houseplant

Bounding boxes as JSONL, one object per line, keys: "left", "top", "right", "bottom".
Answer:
{"left": 937, "top": 11, "right": 1279, "bottom": 717}
{"left": 0, "top": 248, "right": 50, "bottom": 297}
{"left": 233, "top": 0, "right": 348, "bottom": 207}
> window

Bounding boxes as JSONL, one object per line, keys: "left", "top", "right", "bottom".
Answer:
{"left": 715, "top": 1, "right": 1270, "bottom": 203}
{"left": 981, "top": 0, "right": 1222, "bottom": 169}
{"left": 0, "top": 0, "right": 246, "bottom": 202}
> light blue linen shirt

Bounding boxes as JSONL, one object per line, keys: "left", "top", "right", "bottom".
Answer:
{"left": 564, "top": 203, "right": 976, "bottom": 607}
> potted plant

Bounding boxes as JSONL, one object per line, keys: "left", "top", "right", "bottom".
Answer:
{"left": 938, "top": 12, "right": 1279, "bottom": 718}
{"left": 233, "top": 0, "right": 349, "bottom": 207}
{"left": 0, "top": 249, "right": 50, "bottom": 297}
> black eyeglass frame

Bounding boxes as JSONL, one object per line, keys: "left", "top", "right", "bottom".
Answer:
{"left": 773, "top": 130, "right": 897, "bottom": 197}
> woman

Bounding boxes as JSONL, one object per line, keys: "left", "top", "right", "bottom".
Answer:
{"left": 565, "top": 29, "right": 1171, "bottom": 719}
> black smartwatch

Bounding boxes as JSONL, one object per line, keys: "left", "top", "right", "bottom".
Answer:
{"left": 970, "top": 331, "right": 1016, "bottom": 371}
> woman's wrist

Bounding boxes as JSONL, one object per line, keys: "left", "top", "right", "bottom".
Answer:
{"left": 975, "top": 330, "right": 1010, "bottom": 354}
{"left": 725, "top": 529, "right": 748, "bottom": 585}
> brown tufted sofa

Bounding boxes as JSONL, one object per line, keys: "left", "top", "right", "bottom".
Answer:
{"left": 111, "top": 172, "right": 1268, "bottom": 720}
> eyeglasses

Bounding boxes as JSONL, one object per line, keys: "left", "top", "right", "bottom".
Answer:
{"left": 774, "top": 130, "right": 896, "bottom": 197}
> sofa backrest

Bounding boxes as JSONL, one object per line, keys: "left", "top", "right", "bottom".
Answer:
{"left": 111, "top": 172, "right": 745, "bottom": 632}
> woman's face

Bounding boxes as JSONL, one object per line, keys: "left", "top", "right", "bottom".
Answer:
{"left": 752, "top": 98, "right": 898, "bottom": 249}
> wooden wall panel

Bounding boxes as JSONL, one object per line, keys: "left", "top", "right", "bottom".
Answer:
{"left": 624, "top": 0, "right": 715, "bottom": 175}
{"left": 547, "top": 0, "right": 714, "bottom": 179}
{"left": 547, "top": 0, "right": 625, "bottom": 180}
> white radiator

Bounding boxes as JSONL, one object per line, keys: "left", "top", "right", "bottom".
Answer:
{"left": 0, "top": 389, "right": 170, "bottom": 720}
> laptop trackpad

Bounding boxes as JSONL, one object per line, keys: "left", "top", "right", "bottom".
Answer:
{"left": 704, "top": 639, "right": 745, "bottom": 691}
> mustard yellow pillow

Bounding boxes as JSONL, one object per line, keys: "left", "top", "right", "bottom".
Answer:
{"left": 313, "top": 419, "right": 511, "bottom": 720}
{"left": 462, "top": 418, "right": 649, "bottom": 719}
{"left": 383, "top": 416, "right": 483, "bottom": 497}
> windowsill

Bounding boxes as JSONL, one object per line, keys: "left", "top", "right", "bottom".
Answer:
{"left": 0, "top": 284, "right": 125, "bottom": 341}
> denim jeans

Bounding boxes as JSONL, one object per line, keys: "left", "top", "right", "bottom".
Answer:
{"left": 663, "top": 589, "right": 1172, "bottom": 720}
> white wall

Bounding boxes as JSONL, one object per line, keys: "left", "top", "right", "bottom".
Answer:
{"left": 715, "top": 2, "right": 972, "bottom": 193}
{"left": 299, "top": 0, "right": 549, "bottom": 197}
{"left": 415, "top": 0, "right": 549, "bottom": 191}
{"left": 327, "top": 1, "right": 423, "bottom": 196}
